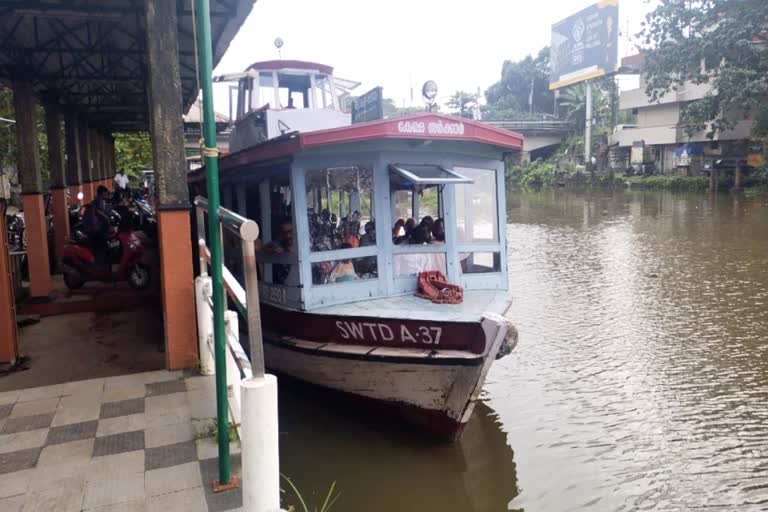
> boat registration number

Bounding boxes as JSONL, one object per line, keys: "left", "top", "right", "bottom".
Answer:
{"left": 335, "top": 321, "right": 442, "bottom": 345}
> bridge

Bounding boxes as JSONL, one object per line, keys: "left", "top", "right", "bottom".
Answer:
{"left": 484, "top": 118, "right": 572, "bottom": 159}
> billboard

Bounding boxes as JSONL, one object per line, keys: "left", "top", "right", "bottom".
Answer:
{"left": 549, "top": 0, "right": 619, "bottom": 90}
{"left": 351, "top": 86, "right": 384, "bottom": 124}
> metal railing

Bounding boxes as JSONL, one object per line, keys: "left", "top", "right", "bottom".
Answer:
{"left": 193, "top": 196, "right": 281, "bottom": 511}
{"left": 194, "top": 195, "right": 264, "bottom": 378}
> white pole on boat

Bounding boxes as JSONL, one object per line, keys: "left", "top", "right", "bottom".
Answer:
{"left": 195, "top": 275, "right": 215, "bottom": 375}
{"left": 241, "top": 375, "right": 280, "bottom": 512}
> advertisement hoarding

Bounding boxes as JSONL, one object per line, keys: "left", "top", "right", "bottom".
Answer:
{"left": 351, "top": 86, "right": 384, "bottom": 124}
{"left": 549, "top": 0, "right": 619, "bottom": 90}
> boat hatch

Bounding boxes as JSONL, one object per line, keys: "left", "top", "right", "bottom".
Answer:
{"left": 389, "top": 165, "right": 474, "bottom": 186}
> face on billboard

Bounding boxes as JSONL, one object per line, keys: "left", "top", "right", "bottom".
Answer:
{"left": 549, "top": 0, "right": 619, "bottom": 90}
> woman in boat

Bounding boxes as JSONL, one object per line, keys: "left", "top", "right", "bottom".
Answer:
{"left": 431, "top": 218, "right": 446, "bottom": 243}
{"left": 392, "top": 218, "right": 405, "bottom": 239}
{"left": 328, "top": 243, "right": 358, "bottom": 283}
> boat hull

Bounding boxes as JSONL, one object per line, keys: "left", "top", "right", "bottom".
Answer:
{"left": 262, "top": 312, "right": 517, "bottom": 441}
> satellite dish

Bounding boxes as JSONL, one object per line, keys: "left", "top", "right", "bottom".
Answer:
{"left": 274, "top": 37, "right": 284, "bottom": 49}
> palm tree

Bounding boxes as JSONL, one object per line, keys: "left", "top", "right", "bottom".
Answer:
{"left": 557, "top": 83, "right": 608, "bottom": 132}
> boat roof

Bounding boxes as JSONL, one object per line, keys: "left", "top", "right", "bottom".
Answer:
{"left": 208, "top": 113, "right": 524, "bottom": 176}
{"left": 246, "top": 59, "right": 334, "bottom": 75}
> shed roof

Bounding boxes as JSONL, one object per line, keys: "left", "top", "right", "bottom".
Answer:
{"left": 0, "top": 0, "right": 255, "bottom": 131}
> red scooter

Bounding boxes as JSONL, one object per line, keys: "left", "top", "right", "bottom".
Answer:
{"left": 61, "top": 210, "right": 151, "bottom": 290}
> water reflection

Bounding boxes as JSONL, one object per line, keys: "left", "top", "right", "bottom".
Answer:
{"left": 278, "top": 189, "right": 768, "bottom": 511}
{"left": 278, "top": 382, "right": 519, "bottom": 512}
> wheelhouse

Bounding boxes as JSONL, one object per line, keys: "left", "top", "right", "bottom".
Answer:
{"left": 191, "top": 114, "right": 523, "bottom": 311}
{"left": 223, "top": 60, "right": 361, "bottom": 153}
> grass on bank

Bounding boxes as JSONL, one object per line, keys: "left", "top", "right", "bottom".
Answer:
{"left": 507, "top": 159, "right": 768, "bottom": 193}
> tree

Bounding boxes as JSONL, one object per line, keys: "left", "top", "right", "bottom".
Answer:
{"left": 557, "top": 78, "right": 613, "bottom": 133}
{"left": 382, "top": 98, "right": 423, "bottom": 118}
{"left": 114, "top": 132, "right": 153, "bottom": 181}
{"left": 484, "top": 47, "right": 555, "bottom": 120}
{"left": 640, "top": 0, "right": 768, "bottom": 138}
{"left": 446, "top": 91, "right": 478, "bottom": 119}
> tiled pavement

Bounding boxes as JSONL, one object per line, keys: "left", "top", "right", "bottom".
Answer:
{"left": 0, "top": 371, "right": 243, "bottom": 511}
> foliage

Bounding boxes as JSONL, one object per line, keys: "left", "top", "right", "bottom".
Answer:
{"left": 507, "top": 159, "right": 557, "bottom": 189}
{"left": 446, "top": 91, "right": 478, "bottom": 119}
{"left": 281, "top": 474, "right": 341, "bottom": 512}
{"left": 382, "top": 98, "right": 423, "bottom": 119}
{"left": 639, "top": 0, "right": 768, "bottom": 138}
{"left": 0, "top": 87, "right": 17, "bottom": 172}
{"left": 556, "top": 76, "right": 619, "bottom": 133}
{"left": 484, "top": 47, "right": 554, "bottom": 119}
{"left": 114, "top": 132, "right": 152, "bottom": 181}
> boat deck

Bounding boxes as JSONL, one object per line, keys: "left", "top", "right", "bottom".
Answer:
{"left": 314, "top": 289, "right": 512, "bottom": 323}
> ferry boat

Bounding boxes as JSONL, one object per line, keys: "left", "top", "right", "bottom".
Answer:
{"left": 192, "top": 60, "right": 522, "bottom": 441}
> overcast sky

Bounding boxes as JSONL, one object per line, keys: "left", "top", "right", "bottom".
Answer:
{"left": 212, "top": 0, "right": 657, "bottom": 113}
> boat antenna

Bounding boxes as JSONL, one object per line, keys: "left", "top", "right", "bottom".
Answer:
{"left": 274, "top": 37, "right": 284, "bottom": 59}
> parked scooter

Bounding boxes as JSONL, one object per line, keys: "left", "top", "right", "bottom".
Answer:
{"left": 61, "top": 210, "right": 151, "bottom": 290}
{"left": 5, "top": 205, "right": 24, "bottom": 251}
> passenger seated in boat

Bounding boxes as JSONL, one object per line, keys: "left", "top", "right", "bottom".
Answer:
{"left": 328, "top": 243, "right": 358, "bottom": 283}
{"left": 265, "top": 218, "right": 295, "bottom": 285}
{"left": 355, "top": 221, "right": 377, "bottom": 276}
{"left": 392, "top": 218, "right": 405, "bottom": 239}
{"left": 360, "top": 221, "right": 376, "bottom": 246}
{"left": 394, "top": 217, "right": 417, "bottom": 245}
{"left": 431, "top": 218, "right": 445, "bottom": 243}
{"left": 409, "top": 224, "right": 430, "bottom": 245}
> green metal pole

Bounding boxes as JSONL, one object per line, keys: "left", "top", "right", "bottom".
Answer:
{"left": 194, "top": 0, "right": 230, "bottom": 485}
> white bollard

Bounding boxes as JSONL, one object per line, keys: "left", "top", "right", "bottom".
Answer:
{"left": 241, "top": 374, "right": 280, "bottom": 512}
{"left": 194, "top": 276, "right": 215, "bottom": 375}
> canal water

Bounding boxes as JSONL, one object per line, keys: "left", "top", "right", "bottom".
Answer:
{"left": 278, "top": 189, "right": 768, "bottom": 512}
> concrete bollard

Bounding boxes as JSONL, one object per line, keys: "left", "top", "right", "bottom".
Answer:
{"left": 241, "top": 374, "right": 280, "bottom": 512}
{"left": 194, "top": 276, "right": 215, "bottom": 375}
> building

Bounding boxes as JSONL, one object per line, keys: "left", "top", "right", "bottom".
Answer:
{"left": 612, "top": 54, "right": 753, "bottom": 175}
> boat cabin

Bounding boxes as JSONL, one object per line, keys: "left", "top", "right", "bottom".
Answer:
{"left": 224, "top": 60, "right": 361, "bottom": 152}
{"left": 191, "top": 113, "right": 523, "bottom": 312}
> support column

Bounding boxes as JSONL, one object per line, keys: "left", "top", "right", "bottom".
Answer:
{"left": 13, "top": 81, "right": 51, "bottom": 298}
{"left": 146, "top": 0, "right": 197, "bottom": 370}
{"left": 79, "top": 117, "right": 93, "bottom": 202}
{"left": 65, "top": 111, "right": 84, "bottom": 207}
{"left": 45, "top": 103, "right": 69, "bottom": 272}
{"left": 734, "top": 161, "right": 742, "bottom": 190}
{"left": 0, "top": 201, "right": 19, "bottom": 364}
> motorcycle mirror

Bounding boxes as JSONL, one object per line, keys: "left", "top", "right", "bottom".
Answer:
{"left": 77, "top": 192, "right": 84, "bottom": 200}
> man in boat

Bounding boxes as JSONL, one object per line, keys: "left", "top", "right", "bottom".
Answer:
{"left": 265, "top": 218, "right": 296, "bottom": 285}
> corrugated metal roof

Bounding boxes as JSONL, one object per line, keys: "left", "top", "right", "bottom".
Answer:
{"left": 0, "top": 0, "right": 255, "bottom": 131}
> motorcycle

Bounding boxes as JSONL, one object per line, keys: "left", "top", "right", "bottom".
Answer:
{"left": 61, "top": 210, "right": 151, "bottom": 290}
{"left": 5, "top": 205, "right": 24, "bottom": 251}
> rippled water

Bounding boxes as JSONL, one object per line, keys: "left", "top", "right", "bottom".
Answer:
{"left": 279, "top": 189, "right": 768, "bottom": 511}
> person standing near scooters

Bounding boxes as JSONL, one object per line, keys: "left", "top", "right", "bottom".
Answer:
{"left": 82, "top": 186, "right": 111, "bottom": 270}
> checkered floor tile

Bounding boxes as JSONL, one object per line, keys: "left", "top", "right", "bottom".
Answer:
{"left": 0, "top": 372, "right": 243, "bottom": 511}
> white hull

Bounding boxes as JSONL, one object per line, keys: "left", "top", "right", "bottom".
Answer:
{"left": 263, "top": 313, "right": 516, "bottom": 440}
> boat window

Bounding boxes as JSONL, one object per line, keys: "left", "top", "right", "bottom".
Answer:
{"left": 390, "top": 168, "right": 445, "bottom": 245}
{"left": 256, "top": 177, "right": 297, "bottom": 286}
{"left": 390, "top": 164, "right": 472, "bottom": 186}
{"left": 394, "top": 252, "right": 447, "bottom": 278}
{"left": 311, "top": 255, "right": 378, "bottom": 285}
{"left": 258, "top": 72, "right": 275, "bottom": 108}
{"left": 305, "top": 166, "right": 375, "bottom": 252}
{"left": 460, "top": 252, "right": 502, "bottom": 274}
{"left": 315, "top": 74, "right": 336, "bottom": 109}
{"left": 454, "top": 167, "right": 498, "bottom": 243}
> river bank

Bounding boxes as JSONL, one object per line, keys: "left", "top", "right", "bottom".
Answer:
{"left": 507, "top": 159, "right": 768, "bottom": 194}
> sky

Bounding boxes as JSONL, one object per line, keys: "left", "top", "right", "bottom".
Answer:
{"left": 212, "top": 0, "right": 658, "bottom": 114}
